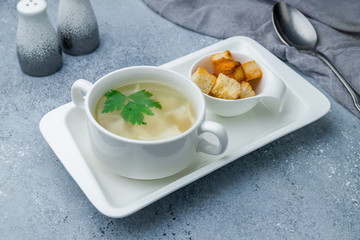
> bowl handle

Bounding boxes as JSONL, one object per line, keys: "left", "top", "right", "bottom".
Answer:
{"left": 197, "top": 121, "right": 228, "bottom": 155}
{"left": 71, "top": 79, "right": 93, "bottom": 110}
{"left": 260, "top": 73, "right": 286, "bottom": 112}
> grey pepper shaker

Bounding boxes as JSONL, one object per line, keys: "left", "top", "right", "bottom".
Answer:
{"left": 16, "top": 0, "right": 62, "bottom": 77}
{"left": 57, "top": 0, "right": 100, "bottom": 56}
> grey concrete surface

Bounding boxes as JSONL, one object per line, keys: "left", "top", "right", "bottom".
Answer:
{"left": 0, "top": 0, "right": 359, "bottom": 239}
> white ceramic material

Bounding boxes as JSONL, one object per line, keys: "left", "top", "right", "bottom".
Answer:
{"left": 189, "top": 51, "right": 286, "bottom": 117}
{"left": 71, "top": 66, "right": 228, "bottom": 180}
{"left": 57, "top": 0, "right": 99, "bottom": 55}
{"left": 40, "top": 36, "right": 330, "bottom": 218}
{"left": 16, "top": 0, "right": 62, "bottom": 76}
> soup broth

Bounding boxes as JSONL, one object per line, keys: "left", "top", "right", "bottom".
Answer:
{"left": 95, "top": 81, "right": 196, "bottom": 141}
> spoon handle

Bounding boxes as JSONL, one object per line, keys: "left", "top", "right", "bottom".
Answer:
{"left": 314, "top": 51, "right": 360, "bottom": 112}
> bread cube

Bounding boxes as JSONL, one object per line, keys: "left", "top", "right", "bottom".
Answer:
{"left": 231, "top": 63, "right": 246, "bottom": 82}
{"left": 191, "top": 67, "right": 217, "bottom": 94}
{"left": 211, "top": 73, "right": 241, "bottom": 100}
{"left": 212, "top": 59, "right": 245, "bottom": 82}
{"left": 242, "top": 60, "right": 262, "bottom": 81}
{"left": 239, "top": 81, "right": 256, "bottom": 99}
{"left": 213, "top": 59, "right": 236, "bottom": 76}
{"left": 211, "top": 50, "right": 233, "bottom": 62}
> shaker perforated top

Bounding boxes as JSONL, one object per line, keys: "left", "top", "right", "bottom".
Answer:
{"left": 17, "top": 0, "right": 47, "bottom": 17}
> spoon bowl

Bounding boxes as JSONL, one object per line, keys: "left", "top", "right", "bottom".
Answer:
{"left": 272, "top": 2, "right": 317, "bottom": 52}
{"left": 272, "top": 2, "right": 360, "bottom": 112}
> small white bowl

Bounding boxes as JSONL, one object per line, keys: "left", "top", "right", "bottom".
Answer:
{"left": 189, "top": 51, "right": 286, "bottom": 117}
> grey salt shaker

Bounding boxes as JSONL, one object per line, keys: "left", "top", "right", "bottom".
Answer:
{"left": 57, "top": 0, "right": 100, "bottom": 56}
{"left": 16, "top": 0, "right": 62, "bottom": 77}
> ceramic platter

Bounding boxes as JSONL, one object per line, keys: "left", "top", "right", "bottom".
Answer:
{"left": 39, "top": 37, "right": 330, "bottom": 218}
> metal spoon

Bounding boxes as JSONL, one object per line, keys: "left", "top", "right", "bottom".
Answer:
{"left": 272, "top": 2, "right": 360, "bottom": 112}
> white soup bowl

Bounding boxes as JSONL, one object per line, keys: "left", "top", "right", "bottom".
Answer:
{"left": 71, "top": 66, "right": 228, "bottom": 179}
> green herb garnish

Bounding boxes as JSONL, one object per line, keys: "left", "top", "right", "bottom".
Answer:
{"left": 102, "top": 89, "right": 162, "bottom": 125}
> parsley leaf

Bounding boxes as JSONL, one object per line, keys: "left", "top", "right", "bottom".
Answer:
{"left": 102, "top": 89, "right": 162, "bottom": 125}
{"left": 102, "top": 90, "right": 126, "bottom": 113}
{"left": 128, "top": 90, "right": 162, "bottom": 110}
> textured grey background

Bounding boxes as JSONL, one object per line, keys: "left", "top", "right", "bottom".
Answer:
{"left": 0, "top": 0, "right": 359, "bottom": 239}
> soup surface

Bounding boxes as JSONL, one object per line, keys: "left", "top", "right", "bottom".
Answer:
{"left": 95, "top": 81, "right": 195, "bottom": 140}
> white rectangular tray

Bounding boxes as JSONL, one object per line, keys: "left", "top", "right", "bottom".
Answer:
{"left": 39, "top": 36, "right": 330, "bottom": 218}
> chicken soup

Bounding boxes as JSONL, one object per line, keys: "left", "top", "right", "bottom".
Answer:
{"left": 95, "top": 81, "right": 195, "bottom": 141}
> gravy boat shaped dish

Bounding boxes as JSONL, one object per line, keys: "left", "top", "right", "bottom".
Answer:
{"left": 189, "top": 51, "right": 286, "bottom": 117}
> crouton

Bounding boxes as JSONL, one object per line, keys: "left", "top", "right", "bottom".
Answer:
{"left": 211, "top": 50, "right": 233, "bottom": 63}
{"left": 231, "top": 63, "right": 246, "bottom": 82}
{"left": 239, "top": 81, "right": 256, "bottom": 99}
{"left": 191, "top": 67, "right": 217, "bottom": 94}
{"left": 242, "top": 60, "right": 262, "bottom": 81}
{"left": 213, "top": 60, "right": 240, "bottom": 77}
{"left": 212, "top": 57, "right": 246, "bottom": 82}
{"left": 211, "top": 73, "right": 241, "bottom": 100}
